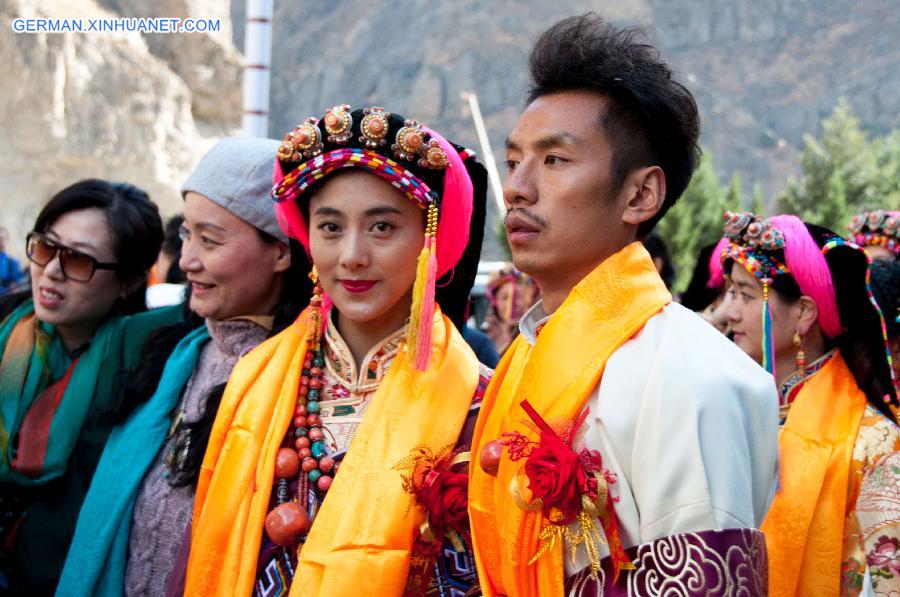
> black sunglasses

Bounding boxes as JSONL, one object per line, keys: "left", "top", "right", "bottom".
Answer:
{"left": 26, "top": 232, "right": 120, "bottom": 282}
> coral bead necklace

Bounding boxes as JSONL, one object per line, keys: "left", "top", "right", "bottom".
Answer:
{"left": 264, "top": 283, "right": 336, "bottom": 548}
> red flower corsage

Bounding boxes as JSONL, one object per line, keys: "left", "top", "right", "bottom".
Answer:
{"left": 394, "top": 444, "right": 472, "bottom": 595}
{"left": 502, "top": 400, "right": 634, "bottom": 580}
{"left": 394, "top": 444, "right": 471, "bottom": 542}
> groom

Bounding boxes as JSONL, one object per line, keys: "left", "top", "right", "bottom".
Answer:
{"left": 468, "top": 13, "right": 779, "bottom": 596}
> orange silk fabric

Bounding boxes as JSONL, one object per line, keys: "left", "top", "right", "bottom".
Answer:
{"left": 186, "top": 305, "right": 479, "bottom": 596}
{"left": 468, "top": 242, "right": 671, "bottom": 596}
{"left": 761, "top": 352, "right": 868, "bottom": 597}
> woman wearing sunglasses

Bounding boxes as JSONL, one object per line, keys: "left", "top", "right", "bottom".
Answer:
{"left": 0, "top": 179, "right": 175, "bottom": 593}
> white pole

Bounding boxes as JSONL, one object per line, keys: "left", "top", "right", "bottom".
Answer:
{"left": 461, "top": 91, "right": 505, "bottom": 215}
{"left": 242, "top": 0, "right": 273, "bottom": 137}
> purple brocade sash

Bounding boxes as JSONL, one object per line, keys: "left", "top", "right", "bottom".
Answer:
{"left": 565, "top": 528, "right": 768, "bottom": 597}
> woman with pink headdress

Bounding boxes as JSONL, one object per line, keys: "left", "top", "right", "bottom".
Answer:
{"left": 721, "top": 211, "right": 899, "bottom": 596}
{"left": 848, "top": 210, "right": 900, "bottom": 261}
{"left": 482, "top": 264, "right": 540, "bottom": 355}
{"left": 184, "top": 106, "right": 490, "bottom": 597}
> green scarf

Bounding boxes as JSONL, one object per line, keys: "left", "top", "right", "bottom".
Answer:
{"left": 0, "top": 300, "right": 182, "bottom": 486}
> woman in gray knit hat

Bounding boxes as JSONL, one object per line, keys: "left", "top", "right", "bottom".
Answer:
{"left": 56, "top": 137, "right": 312, "bottom": 597}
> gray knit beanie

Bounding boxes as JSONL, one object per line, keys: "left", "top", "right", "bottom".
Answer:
{"left": 181, "top": 137, "right": 286, "bottom": 242}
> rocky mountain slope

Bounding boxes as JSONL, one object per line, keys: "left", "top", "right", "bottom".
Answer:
{"left": 3, "top": 1, "right": 896, "bottom": 261}
{"left": 240, "top": 0, "right": 899, "bottom": 252}
{"left": 0, "top": 0, "right": 242, "bottom": 258}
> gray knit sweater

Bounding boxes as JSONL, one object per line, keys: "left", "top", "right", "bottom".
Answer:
{"left": 123, "top": 318, "right": 269, "bottom": 597}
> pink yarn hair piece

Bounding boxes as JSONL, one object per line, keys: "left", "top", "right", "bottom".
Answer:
{"left": 423, "top": 127, "right": 473, "bottom": 279}
{"left": 770, "top": 215, "right": 843, "bottom": 339}
{"left": 707, "top": 237, "right": 729, "bottom": 289}
{"left": 272, "top": 160, "right": 312, "bottom": 253}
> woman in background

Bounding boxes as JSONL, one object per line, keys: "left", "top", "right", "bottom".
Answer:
{"left": 482, "top": 264, "right": 539, "bottom": 355}
{"left": 722, "top": 211, "right": 899, "bottom": 595}
{"left": 848, "top": 210, "right": 900, "bottom": 261}
{"left": 0, "top": 180, "right": 173, "bottom": 593}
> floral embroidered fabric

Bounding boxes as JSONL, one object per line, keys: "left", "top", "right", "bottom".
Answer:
{"left": 841, "top": 405, "right": 900, "bottom": 595}
{"left": 316, "top": 312, "right": 406, "bottom": 452}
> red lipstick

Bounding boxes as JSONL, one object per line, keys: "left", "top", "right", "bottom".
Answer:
{"left": 339, "top": 280, "right": 376, "bottom": 293}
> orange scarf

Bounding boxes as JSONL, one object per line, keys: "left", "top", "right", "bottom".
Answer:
{"left": 468, "top": 242, "right": 671, "bottom": 596}
{"left": 761, "top": 352, "right": 867, "bottom": 597}
{"left": 186, "top": 305, "right": 479, "bottom": 596}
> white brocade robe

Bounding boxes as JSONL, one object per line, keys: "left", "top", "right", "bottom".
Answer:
{"left": 518, "top": 301, "right": 781, "bottom": 576}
